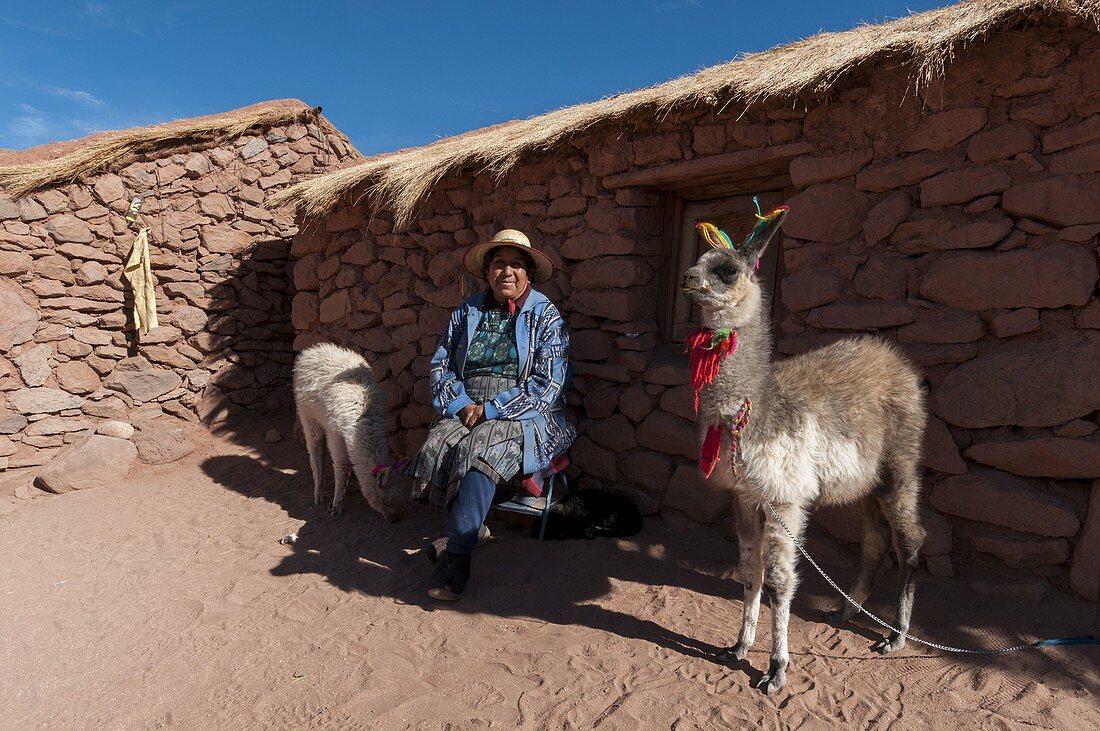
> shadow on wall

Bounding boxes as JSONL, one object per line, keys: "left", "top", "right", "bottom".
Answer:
{"left": 200, "top": 412, "right": 1100, "bottom": 697}
{"left": 183, "top": 234, "right": 299, "bottom": 425}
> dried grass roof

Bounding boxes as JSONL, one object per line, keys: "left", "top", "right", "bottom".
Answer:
{"left": 270, "top": 0, "right": 1100, "bottom": 224}
{"left": 0, "top": 99, "right": 338, "bottom": 198}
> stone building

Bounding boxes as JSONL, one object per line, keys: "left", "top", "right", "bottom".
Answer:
{"left": 0, "top": 99, "right": 358, "bottom": 471}
{"left": 275, "top": 0, "right": 1100, "bottom": 598}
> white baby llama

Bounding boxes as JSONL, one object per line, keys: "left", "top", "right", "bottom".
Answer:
{"left": 681, "top": 220, "right": 926, "bottom": 694}
{"left": 293, "top": 342, "right": 407, "bottom": 522}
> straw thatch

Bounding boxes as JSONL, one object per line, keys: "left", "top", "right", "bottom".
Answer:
{"left": 270, "top": 0, "right": 1100, "bottom": 223}
{"left": 0, "top": 100, "right": 330, "bottom": 198}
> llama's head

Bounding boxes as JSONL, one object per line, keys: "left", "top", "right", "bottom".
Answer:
{"left": 681, "top": 247, "right": 767, "bottom": 330}
{"left": 681, "top": 211, "right": 787, "bottom": 330}
{"left": 371, "top": 457, "right": 412, "bottom": 522}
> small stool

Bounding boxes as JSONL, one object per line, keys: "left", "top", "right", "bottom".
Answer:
{"left": 492, "top": 455, "right": 571, "bottom": 540}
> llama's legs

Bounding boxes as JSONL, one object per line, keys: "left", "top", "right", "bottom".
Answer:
{"left": 824, "top": 496, "right": 890, "bottom": 622}
{"left": 757, "top": 501, "right": 808, "bottom": 695}
{"left": 875, "top": 478, "right": 925, "bottom": 654}
{"left": 329, "top": 433, "right": 351, "bottom": 516}
{"left": 719, "top": 494, "right": 764, "bottom": 662}
{"left": 300, "top": 418, "right": 327, "bottom": 506}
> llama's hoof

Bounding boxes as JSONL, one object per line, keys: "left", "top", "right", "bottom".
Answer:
{"left": 823, "top": 607, "right": 856, "bottom": 623}
{"left": 754, "top": 662, "right": 787, "bottom": 695}
{"left": 717, "top": 642, "right": 750, "bottom": 663}
{"left": 328, "top": 502, "right": 343, "bottom": 516}
{"left": 872, "top": 633, "right": 906, "bottom": 654}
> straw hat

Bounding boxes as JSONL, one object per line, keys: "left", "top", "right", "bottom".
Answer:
{"left": 463, "top": 229, "right": 555, "bottom": 283}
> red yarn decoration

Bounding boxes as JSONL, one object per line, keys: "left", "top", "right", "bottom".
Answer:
{"left": 727, "top": 398, "right": 753, "bottom": 476}
{"left": 699, "top": 424, "right": 724, "bottom": 478}
{"left": 685, "top": 327, "right": 738, "bottom": 412}
{"left": 697, "top": 399, "right": 753, "bottom": 478}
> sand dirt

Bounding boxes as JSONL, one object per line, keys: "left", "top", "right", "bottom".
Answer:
{"left": 1, "top": 414, "right": 1097, "bottom": 730}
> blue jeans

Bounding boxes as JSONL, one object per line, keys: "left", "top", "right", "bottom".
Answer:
{"left": 446, "top": 469, "right": 496, "bottom": 555}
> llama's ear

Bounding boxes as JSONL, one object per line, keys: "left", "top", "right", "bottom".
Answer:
{"left": 738, "top": 204, "right": 789, "bottom": 266}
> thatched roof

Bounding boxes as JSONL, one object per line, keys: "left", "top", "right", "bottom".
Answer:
{"left": 270, "top": 0, "right": 1099, "bottom": 223}
{"left": 0, "top": 99, "right": 343, "bottom": 198}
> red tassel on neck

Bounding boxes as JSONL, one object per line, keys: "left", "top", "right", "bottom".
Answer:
{"left": 685, "top": 328, "right": 738, "bottom": 411}
{"left": 699, "top": 424, "right": 723, "bottom": 477}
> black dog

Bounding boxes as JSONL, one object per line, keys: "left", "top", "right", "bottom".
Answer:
{"left": 534, "top": 488, "right": 643, "bottom": 540}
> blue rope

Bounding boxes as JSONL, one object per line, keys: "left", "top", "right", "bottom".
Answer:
{"left": 1033, "top": 636, "right": 1100, "bottom": 648}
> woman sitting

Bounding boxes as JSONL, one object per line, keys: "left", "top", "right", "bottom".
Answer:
{"left": 409, "top": 229, "right": 576, "bottom": 601}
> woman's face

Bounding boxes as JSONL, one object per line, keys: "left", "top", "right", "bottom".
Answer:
{"left": 486, "top": 247, "right": 530, "bottom": 301}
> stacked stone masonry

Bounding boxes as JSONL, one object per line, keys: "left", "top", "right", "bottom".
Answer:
{"left": 0, "top": 118, "right": 357, "bottom": 471}
{"left": 293, "top": 24, "right": 1100, "bottom": 599}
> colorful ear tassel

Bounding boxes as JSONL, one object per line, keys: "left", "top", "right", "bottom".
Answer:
{"left": 695, "top": 221, "right": 735, "bottom": 251}
{"left": 744, "top": 195, "right": 790, "bottom": 251}
{"left": 695, "top": 196, "right": 790, "bottom": 267}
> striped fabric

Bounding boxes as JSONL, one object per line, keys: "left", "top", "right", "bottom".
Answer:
{"left": 410, "top": 374, "right": 524, "bottom": 507}
{"left": 428, "top": 288, "right": 575, "bottom": 476}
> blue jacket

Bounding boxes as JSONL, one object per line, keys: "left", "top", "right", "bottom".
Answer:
{"left": 430, "top": 288, "right": 576, "bottom": 475}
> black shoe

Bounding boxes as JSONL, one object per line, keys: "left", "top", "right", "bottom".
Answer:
{"left": 428, "top": 550, "right": 471, "bottom": 601}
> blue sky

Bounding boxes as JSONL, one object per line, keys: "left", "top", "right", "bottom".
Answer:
{"left": 1, "top": 1, "right": 952, "bottom": 156}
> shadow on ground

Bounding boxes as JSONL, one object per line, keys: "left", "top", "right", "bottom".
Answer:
{"left": 203, "top": 411, "right": 1100, "bottom": 695}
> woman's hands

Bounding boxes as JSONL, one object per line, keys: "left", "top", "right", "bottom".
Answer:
{"left": 459, "top": 403, "right": 486, "bottom": 429}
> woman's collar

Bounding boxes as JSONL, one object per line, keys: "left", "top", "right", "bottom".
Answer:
{"left": 466, "top": 286, "right": 546, "bottom": 314}
{"left": 482, "top": 283, "right": 532, "bottom": 314}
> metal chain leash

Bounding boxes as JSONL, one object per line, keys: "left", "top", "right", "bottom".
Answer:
{"left": 756, "top": 492, "right": 1098, "bottom": 654}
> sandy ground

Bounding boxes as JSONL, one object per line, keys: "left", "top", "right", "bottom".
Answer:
{"left": 1, "top": 414, "right": 1098, "bottom": 730}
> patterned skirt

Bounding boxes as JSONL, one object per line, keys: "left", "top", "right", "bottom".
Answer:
{"left": 409, "top": 374, "right": 524, "bottom": 508}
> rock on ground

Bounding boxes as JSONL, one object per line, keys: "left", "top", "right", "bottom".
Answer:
{"left": 133, "top": 421, "right": 196, "bottom": 465}
{"left": 97, "top": 421, "right": 135, "bottom": 439}
{"left": 34, "top": 435, "right": 138, "bottom": 493}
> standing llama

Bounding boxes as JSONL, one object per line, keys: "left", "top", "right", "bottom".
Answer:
{"left": 681, "top": 214, "right": 926, "bottom": 694}
{"left": 293, "top": 342, "right": 408, "bottom": 522}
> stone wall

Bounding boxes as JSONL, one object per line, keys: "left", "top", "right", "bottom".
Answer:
{"left": 0, "top": 113, "right": 357, "bottom": 471}
{"left": 291, "top": 24, "right": 1100, "bottom": 597}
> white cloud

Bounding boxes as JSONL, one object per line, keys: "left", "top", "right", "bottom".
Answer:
{"left": 85, "top": 1, "right": 107, "bottom": 16}
{"left": 0, "top": 16, "right": 73, "bottom": 37}
{"left": 7, "top": 104, "right": 50, "bottom": 141}
{"left": 50, "top": 87, "right": 106, "bottom": 107}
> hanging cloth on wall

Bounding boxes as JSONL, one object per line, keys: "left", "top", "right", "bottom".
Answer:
{"left": 123, "top": 226, "right": 159, "bottom": 334}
